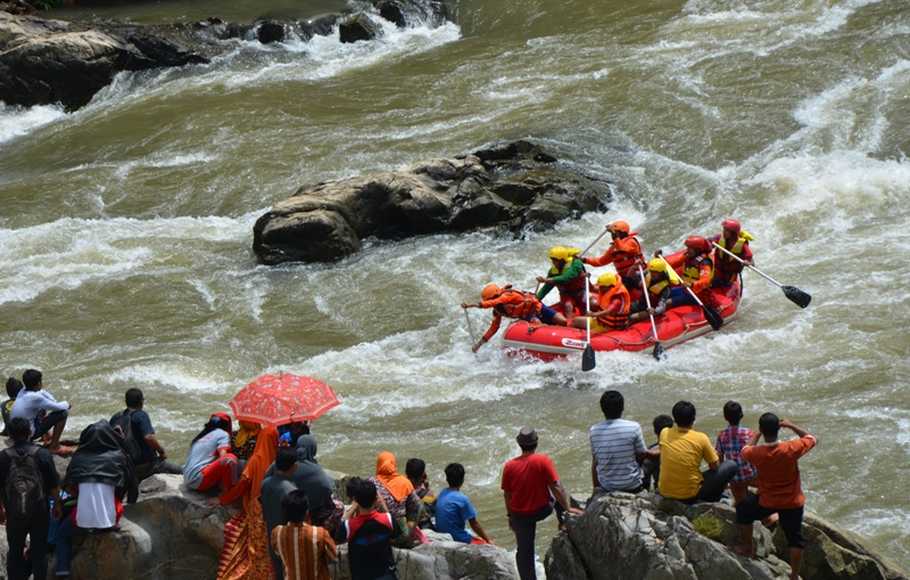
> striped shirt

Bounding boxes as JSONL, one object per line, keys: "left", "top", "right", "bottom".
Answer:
{"left": 271, "top": 523, "right": 337, "bottom": 580}
{"left": 589, "top": 419, "right": 647, "bottom": 491}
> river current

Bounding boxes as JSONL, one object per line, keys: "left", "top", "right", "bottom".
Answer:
{"left": 1, "top": 0, "right": 909, "bottom": 569}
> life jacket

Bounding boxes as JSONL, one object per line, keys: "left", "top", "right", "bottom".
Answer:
{"left": 715, "top": 234, "right": 749, "bottom": 266}
{"left": 648, "top": 274, "right": 673, "bottom": 298}
{"left": 611, "top": 236, "right": 643, "bottom": 277}
{"left": 597, "top": 284, "right": 631, "bottom": 329}
{"left": 548, "top": 258, "right": 587, "bottom": 294}
{"left": 683, "top": 255, "right": 713, "bottom": 285}
{"left": 493, "top": 291, "right": 541, "bottom": 319}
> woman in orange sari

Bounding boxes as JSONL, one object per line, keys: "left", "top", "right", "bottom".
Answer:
{"left": 217, "top": 424, "right": 279, "bottom": 580}
{"left": 369, "top": 451, "right": 423, "bottom": 546}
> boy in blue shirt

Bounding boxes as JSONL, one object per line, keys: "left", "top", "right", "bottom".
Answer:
{"left": 434, "top": 463, "right": 493, "bottom": 545}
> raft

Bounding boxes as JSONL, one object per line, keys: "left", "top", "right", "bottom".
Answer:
{"left": 501, "top": 280, "right": 742, "bottom": 361}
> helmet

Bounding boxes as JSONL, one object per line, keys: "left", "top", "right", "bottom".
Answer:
{"left": 481, "top": 283, "right": 502, "bottom": 301}
{"left": 722, "top": 219, "right": 741, "bottom": 235}
{"left": 608, "top": 220, "right": 631, "bottom": 235}
{"left": 648, "top": 258, "right": 665, "bottom": 273}
{"left": 597, "top": 272, "right": 618, "bottom": 287}
{"left": 684, "top": 236, "right": 711, "bottom": 253}
{"left": 564, "top": 247, "right": 582, "bottom": 259}
{"left": 548, "top": 246, "right": 567, "bottom": 261}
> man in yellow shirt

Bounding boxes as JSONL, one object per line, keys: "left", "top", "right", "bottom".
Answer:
{"left": 658, "top": 401, "right": 738, "bottom": 503}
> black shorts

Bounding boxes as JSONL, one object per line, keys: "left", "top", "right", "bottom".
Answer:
{"left": 33, "top": 409, "right": 68, "bottom": 438}
{"left": 736, "top": 493, "right": 805, "bottom": 548}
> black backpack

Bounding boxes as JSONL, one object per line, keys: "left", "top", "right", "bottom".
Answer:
{"left": 111, "top": 410, "right": 143, "bottom": 465}
{"left": 3, "top": 446, "right": 45, "bottom": 521}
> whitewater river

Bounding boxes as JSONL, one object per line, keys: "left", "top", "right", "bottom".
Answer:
{"left": 2, "top": 0, "right": 909, "bottom": 569}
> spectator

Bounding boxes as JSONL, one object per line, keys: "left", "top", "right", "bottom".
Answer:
{"left": 405, "top": 458, "right": 435, "bottom": 528}
{"left": 0, "top": 417, "right": 61, "bottom": 580}
{"left": 10, "top": 369, "right": 70, "bottom": 453}
{"left": 435, "top": 463, "right": 492, "bottom": 544}
{"left": 589, "top": 390, "right": 651, "bottom": 494}
{"left": 110, "top": 388, "right": 182, "bottom": 482}
{"left": 501, "top": 427, "right": 582, "bottom": 580}
{"left": 370, "top": 452, "right": 421, "bottom": 546}
{"left": 272, "top": 490, "right": 337, "bottom": 580}
{"left": 183, "top": 412, "right": 238, "bottom": 493}
{"left": 658, "top": 401, "right": 737, "bottom": 503}
{"left": 261, "top": 447, "right": 300, "bottom": 580}
{"left": 736, "top": 415, "right": 817, "bottom": 580}
{"left": 642, "top": 414, "right": 673, "bottom": 491}
{"left": 231, "top": 421, "right": 261, "bottom": 462}
{"left": 1, "top": 377, "right": 23, "bottom": 436}
{"left": 57, "top": 421, "right": 139, "bottom": 577}
{"left": 715, "top": 401, "right": 757, "bottom": 504}
{"left": 342, "top": 478, "right": 400, "bottom": 580}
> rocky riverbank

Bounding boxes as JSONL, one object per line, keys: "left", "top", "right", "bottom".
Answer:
{"left": 253, "top": 140, "right": 613, "bottom": 264}
{"left": 0, "top": 0, "right": 451, "bottom": 110}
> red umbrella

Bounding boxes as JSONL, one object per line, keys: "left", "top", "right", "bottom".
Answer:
{"left": 229, "top": 373, "right": 340, "bottom": 427}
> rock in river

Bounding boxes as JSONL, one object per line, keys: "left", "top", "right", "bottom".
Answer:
{"left": 252, "top": 140, "right": 612, "bottom": 265}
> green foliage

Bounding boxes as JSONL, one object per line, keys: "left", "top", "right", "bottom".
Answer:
{"left": 26, "top": 0, "right": 64, "bottom": 10}
{"left": 692, "top": 514, "right": 725, "bottom": 541}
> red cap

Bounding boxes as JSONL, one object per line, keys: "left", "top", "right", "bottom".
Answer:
{"left": 722, "top": 219, "right": 741, "bottom": 234}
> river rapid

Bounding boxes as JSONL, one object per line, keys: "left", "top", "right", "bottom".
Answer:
{"left": 2, "top": 0, "right": 909, "bottom": 569}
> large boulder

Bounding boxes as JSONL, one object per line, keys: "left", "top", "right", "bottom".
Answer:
{"left": 252, "top": 140, "right": 612, "bottom": 265}
{"left": 0, "top": 12, "right": 205, "bottom": 110}
{"left": 545, "top": 493, "right": 908, "bottom": 580}
{"left": 338, "top": 12, "right": 383, "bottom": 43}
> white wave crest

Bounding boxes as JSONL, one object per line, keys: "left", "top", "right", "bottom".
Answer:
{"left": 0, "top": 102, "right": 67, "bottom": 146}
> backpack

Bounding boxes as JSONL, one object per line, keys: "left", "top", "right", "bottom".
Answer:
{"left": 3, "top": 446, "right": 46, "bottom": 521}
{"left": 111, "top": 410, "right": 143, "bottom": 465}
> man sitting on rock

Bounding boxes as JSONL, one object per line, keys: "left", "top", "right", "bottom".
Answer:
{"left": 589, "top": 390, "right": 651, "bottom": 495}
{"left": 735, "top": 414, "right": 817, "bottom": 580}
{"left": 658, "top": 401, "right": 737, "bottom": 503}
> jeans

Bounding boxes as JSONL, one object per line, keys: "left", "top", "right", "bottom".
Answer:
{"left": 53, "top": 516, "right": 74, "bottom": 577}
{"left": 6, "top": 509, "right": 50, "bottom": 580}
{"left": 509, "top": 504, "right": 553, "bottom": 580}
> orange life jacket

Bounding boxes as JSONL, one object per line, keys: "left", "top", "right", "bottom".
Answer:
{"left": 493, "top": 291, "right": 541, "bottom": 319}
{"left": 682, "top": 255, "right": 714, "bottom": 291}
{"left": 611, "top": 236, "right": 643, "bottom": 277}
{"left": 597, "top": 284, "right": 631, "bottom": 329}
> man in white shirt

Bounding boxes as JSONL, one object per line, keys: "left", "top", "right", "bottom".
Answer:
{"left": 11, "top": 369, "right": 70, "bottom": 452}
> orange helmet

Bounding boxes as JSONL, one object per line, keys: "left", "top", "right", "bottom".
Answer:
{"left": 608, "top": 220, "right": 631, "bottom": 235}
{"left": 722, "top": 219, "right": 741, "bottom": 235}
{"left": 684, "top": 236, "right": 710, "bottom": 253}
{"left": 481, "top": 283, "right": 502, "bottom": 301}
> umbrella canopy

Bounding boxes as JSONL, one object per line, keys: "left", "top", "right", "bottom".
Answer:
{"left": 229, "top": 373, "right": 340, "bottom": 427}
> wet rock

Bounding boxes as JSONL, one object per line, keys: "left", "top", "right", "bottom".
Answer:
{"left": 0, "top": 12, "right": 206, "bottom": 110}
{"left": 252, "top": 140, "right": 612, "bottom": 265}
{"left": 255, "top": 20, "right": 285, "bottom": 44}
{"left": 375, "top": 0, "right": 407, "bottom": 27}
{"left": 298, "top": 12, "right": 340, "bottom": 41}
{"left": 370, "top": 0, "right": 450, "bottom": 28}
{"left": 544, "top": 492, "right": 908, "bottom": 580}
{"left": 338, "top": 12, "right": 382, "bottom": 43}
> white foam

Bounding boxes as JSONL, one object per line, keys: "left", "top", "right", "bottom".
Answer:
{"left": 0, "top": 102, "right": 67, "bottom": 146}
{"left": 108, "top": 363, "right": 236, "bottom": 394}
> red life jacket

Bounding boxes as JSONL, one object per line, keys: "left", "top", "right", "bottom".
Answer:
{"left": 557, "top": 259, "right": 588, "bottom": 294}
{"left": 493, "top": 291, "right": 541, "bottom": 319}
{"left": 597, "top": 284, "right": 631, "bottom": 329}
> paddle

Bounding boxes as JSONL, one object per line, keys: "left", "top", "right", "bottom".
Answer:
{"left": 463, "top": 307, "right": 478, "bottom": 345}
{"left": 658, "top": 256, "right": 723, "bottom": 331}
{"left": 579, "top": 224, "right": 612, "bottom": 258}
{"left": 581, "top": 274, "right": 596, "bottom": 371}
{"left": 637, "top": 265, "right": 665, "bottom": 360}
{"left": 713, "top": 243, "right": 811, "bottom": 309}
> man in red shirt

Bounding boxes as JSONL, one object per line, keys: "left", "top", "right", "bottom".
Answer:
{"left": 501, "top": 428, "right": 581, "bottom": 580}
{"left": 735, "top": 414, "right": 817, "bottom": 580}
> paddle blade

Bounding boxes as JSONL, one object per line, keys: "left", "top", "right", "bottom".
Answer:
{"left": 582, "top": 344, "right": 596, "bottom": 371}
{"left": 703, "top": 305, "right": 724, "bottom": 331}
{"left": 783, "top": 285, "right": 812, "bottom": 308}
{"left": 652, "top": 343, "right": 665, "bottom": 361}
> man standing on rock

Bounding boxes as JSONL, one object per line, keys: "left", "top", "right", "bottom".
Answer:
{"left": 501, "top": 427, "right": 582, "bottom": 580}
{"left": 735, "top": 414, "right": 817, "bottom": 580}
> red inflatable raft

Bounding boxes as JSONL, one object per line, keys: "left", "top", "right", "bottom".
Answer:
{"left": 502, "top": 281, "right": 742, "bottom": 361}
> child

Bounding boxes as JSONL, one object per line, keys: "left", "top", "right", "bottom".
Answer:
{"left": 343, "top": 478, "right": 399, "bottom": 580}
{"left": 715, "top": 401, "right": 757, "bottom": 503}
{"left": 642, "top": 414, "right": 673, "bottom": 490}
{"left": 1, "top": 377, "right": 23, "bottom": 435}
{"left": 272, "top": 490, "right": 337, "bottom": 580}
{"left": 405, "top": 458, "right": 436, "bottom": 528}
{"left": 434, "top": 463, "right": 492, "bottom": 544}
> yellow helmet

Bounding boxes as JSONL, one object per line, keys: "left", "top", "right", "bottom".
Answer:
{"left": 548, "top": 246, "right": 567, "bottom": 261}
{"left": 481, "top": 283, "right": 502, "bottom": 301}
{"left": 597, "top": 272, "right": 618, "bottom": 287}
{"left": 648, "top": 258, "right": 665, "bottom": 273}
{"left": 564, "top": 247, "right": 582, "bottom": 259}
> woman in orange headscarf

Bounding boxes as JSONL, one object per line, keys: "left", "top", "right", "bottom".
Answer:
{"left": 217, "top": 424, "right": 279, "bottom": 580}
{"left": 369, "top": 451, "right": 423, "bottom": 546}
